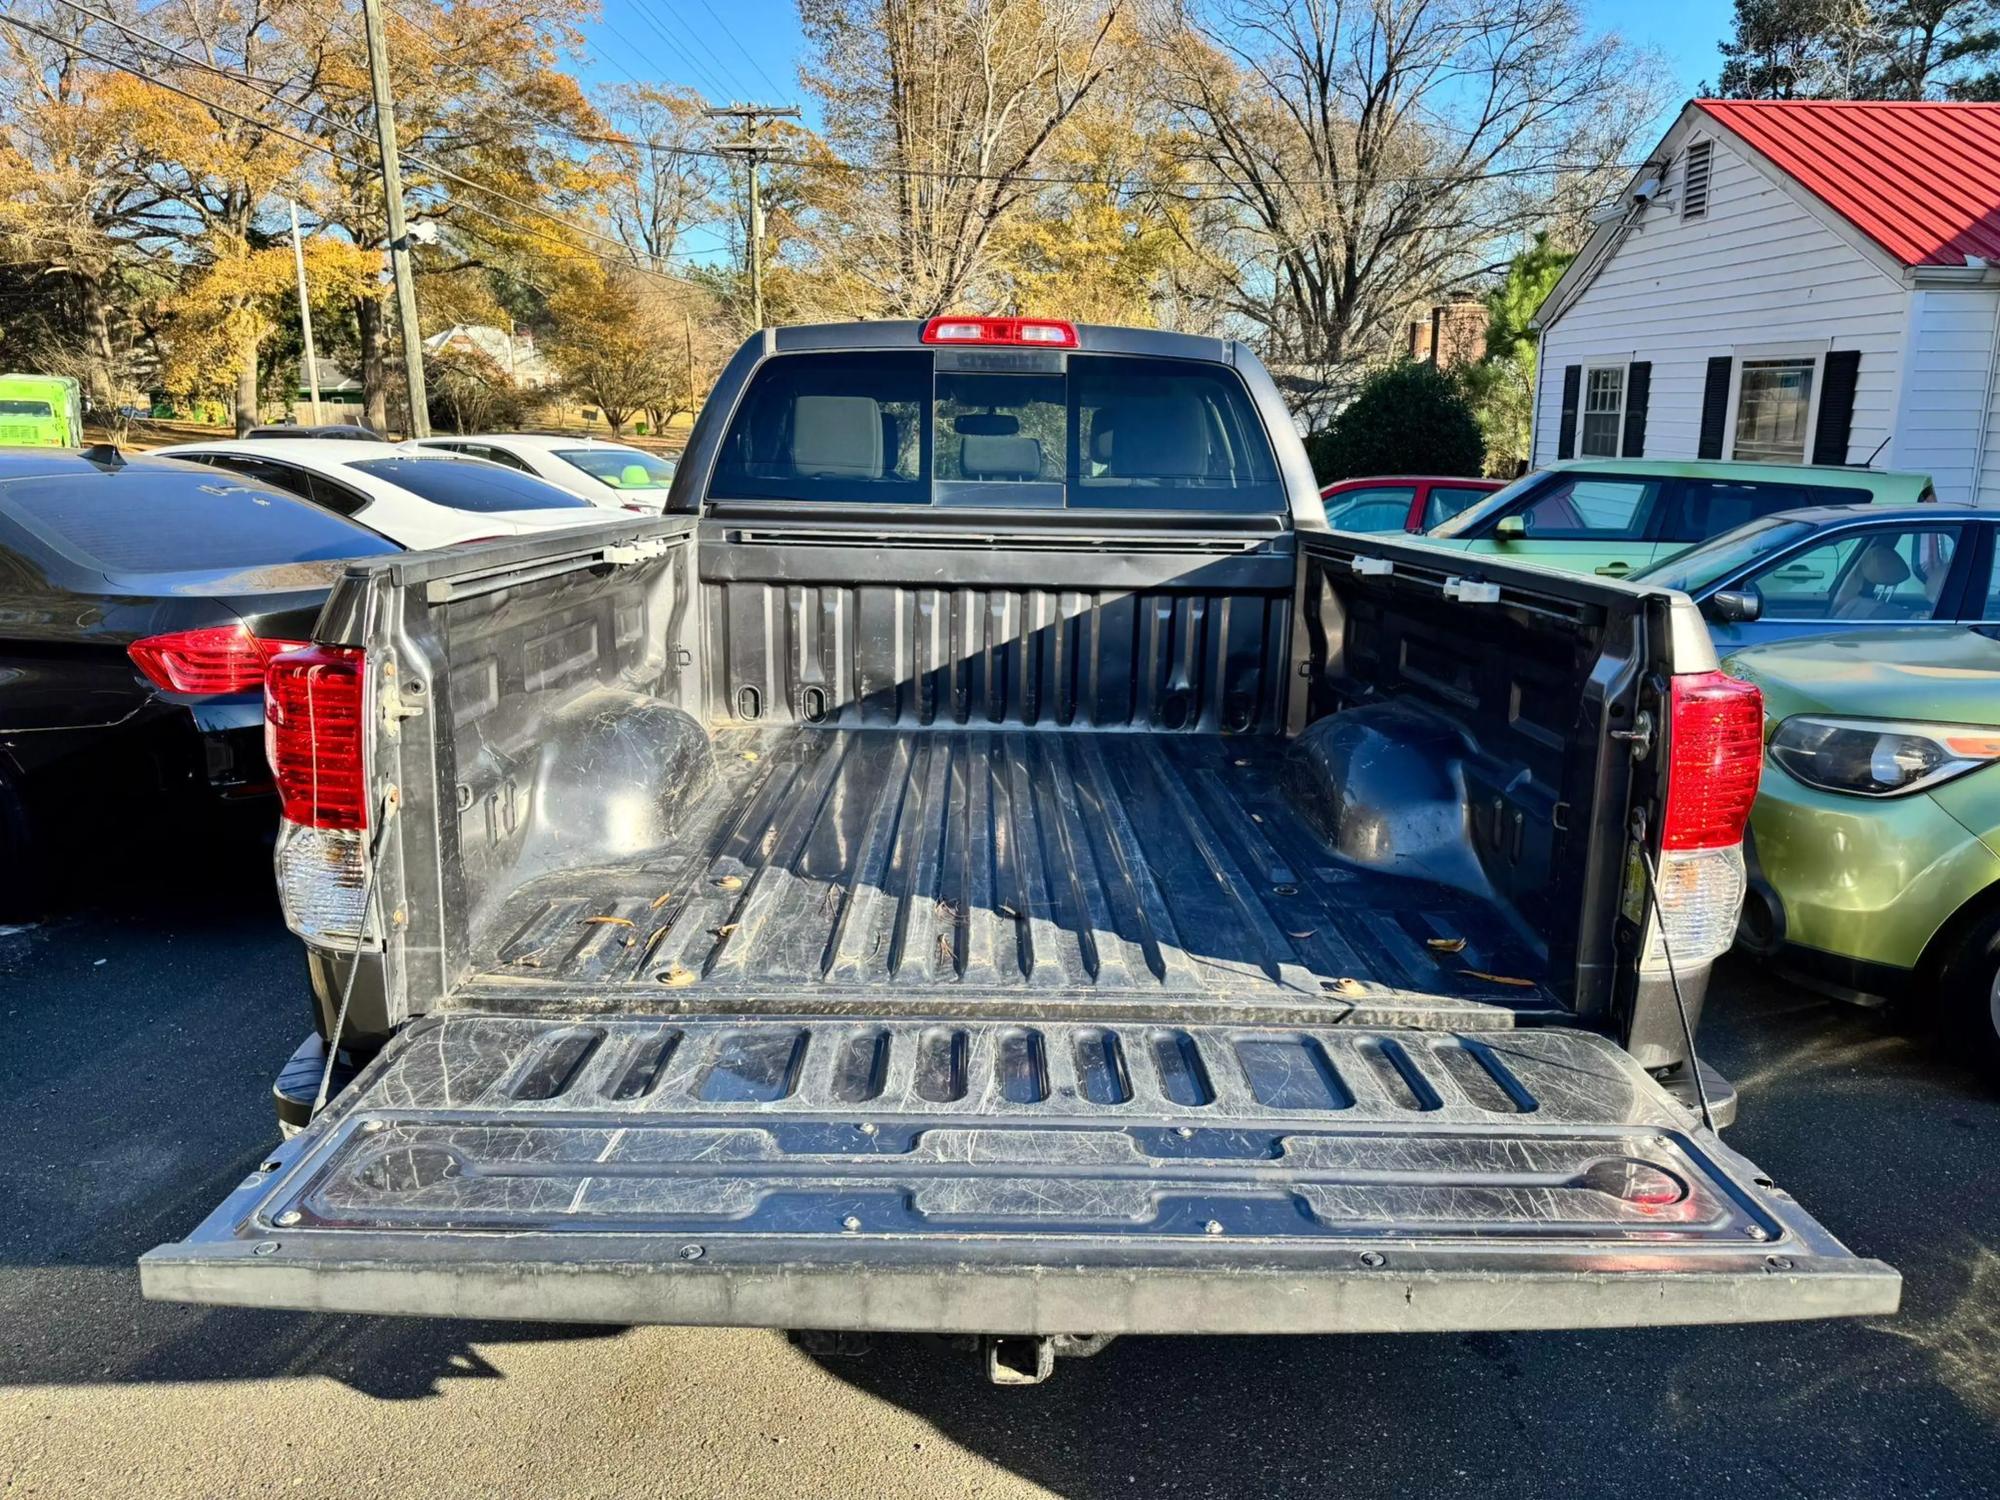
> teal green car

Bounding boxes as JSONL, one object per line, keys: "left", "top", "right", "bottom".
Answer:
{"left": 1723, "top": 625, "right": 2000, "bottom": 1072}
{"left": 1422, "top": 459, "right": 1934, "bottom": 580}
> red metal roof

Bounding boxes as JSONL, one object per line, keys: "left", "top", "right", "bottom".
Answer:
{"left": 1696, "top": 99, "right": 2000, "bottom": 269}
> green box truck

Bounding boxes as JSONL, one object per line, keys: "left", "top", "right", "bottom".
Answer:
{"left": 0, "top": 374, "right": 82, "bottom": 447}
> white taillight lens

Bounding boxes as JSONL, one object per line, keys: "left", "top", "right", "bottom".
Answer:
{"left": 1640, "top": 845, "right": 1746, "bottom": 972}
{"left": 275, "top": 822, "right": 380, "bottom": 946}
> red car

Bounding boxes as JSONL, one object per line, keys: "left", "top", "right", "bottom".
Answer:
{"left": 1319, "top": 474, "right": 1503, "bottom": 534}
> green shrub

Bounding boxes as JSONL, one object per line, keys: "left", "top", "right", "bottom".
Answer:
{"left": 1306, "top": 361, "right": 1484, "bottom": 484}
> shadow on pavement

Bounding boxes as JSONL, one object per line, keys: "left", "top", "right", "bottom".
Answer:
{"left": 0, "top": 826, "right": 635, "bottom": 1399}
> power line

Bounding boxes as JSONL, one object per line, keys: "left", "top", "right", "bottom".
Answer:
{"left": 629, "top": 0, "right": 752, "bottom": 102}
{"left": 617, "top": 0, "right": 734, "bottom": 100}
{"left": 0, "top": 10, "right": 702, "bottom": 295}
{"left": 683, "top": 0, "right": 790, "bottom": 100}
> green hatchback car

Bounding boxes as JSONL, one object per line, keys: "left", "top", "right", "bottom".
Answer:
{"left": 1423, "top": 459, "right": 1934, "bottom": 579}
{"left": 1724, "top": 625, "right": 2000, "bottom": 1072}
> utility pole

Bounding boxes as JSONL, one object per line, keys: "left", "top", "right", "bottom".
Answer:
{"left": 360, "top": 0, "right": 430, "bottom": 437}
{"left": 288, "top": 200, "right": 324, "bottom": 426}
{"left": 706, "top": 102, "right": 800, "bottom": 331}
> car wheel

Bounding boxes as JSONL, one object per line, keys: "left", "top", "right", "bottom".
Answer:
{"left": 1940, "top": 907, "right": 2000, "bottom": 1077}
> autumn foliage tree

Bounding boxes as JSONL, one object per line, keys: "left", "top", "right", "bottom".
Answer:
{"left": 543, "top": 266, "right": 690, "bottom": 436}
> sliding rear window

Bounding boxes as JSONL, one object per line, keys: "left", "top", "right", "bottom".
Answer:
{"left": 708, "top": 350, "right": 1282, "bottom": 512}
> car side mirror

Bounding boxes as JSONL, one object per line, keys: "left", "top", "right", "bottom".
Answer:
{"left": 1494, "top": 514, "right": 1527, "bottom": 541}
{"left": 1704, "top": 587, "right": 1763, "bottom": 624}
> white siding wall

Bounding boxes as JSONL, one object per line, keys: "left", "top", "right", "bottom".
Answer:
{"left": 1982, "top": 301, "right": 2000, "bottom": 504}
{"left": 1532, "top": 129, "right": 1910, "bottom": 470}
{"left": 1896, "top": 288, "right": 2000, "bottom": 503}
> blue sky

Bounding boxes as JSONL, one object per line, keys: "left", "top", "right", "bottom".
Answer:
{"left": 581, "top": 0, "right": 1737, "bottom": 126}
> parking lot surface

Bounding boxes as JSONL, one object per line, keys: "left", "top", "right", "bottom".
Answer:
{"left": 1, "top": 842, "right": 1996, "bottom": 1500}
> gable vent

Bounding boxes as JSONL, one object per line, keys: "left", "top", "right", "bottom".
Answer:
{"left": 1682, "top": 139, "right": 1713, "bottom": 221}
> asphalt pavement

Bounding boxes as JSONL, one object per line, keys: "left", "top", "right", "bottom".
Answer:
{"left": 1, "top": 832, "right": 1996, "bottom": 1499}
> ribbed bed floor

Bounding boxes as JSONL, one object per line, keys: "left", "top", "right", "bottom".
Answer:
{"left": 463, "top": 728, "right": 1556, "bottom": 1016}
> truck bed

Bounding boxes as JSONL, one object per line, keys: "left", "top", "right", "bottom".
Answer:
{"left": 462, "top": 727, "right": 1558, "bottom": 1020}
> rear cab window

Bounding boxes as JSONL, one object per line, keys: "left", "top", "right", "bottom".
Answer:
{"left": 708, "top": 349, "right": 1283, "bottom": 513}
{"left": 348, "top": 457, "right": 596, "bottom": 513}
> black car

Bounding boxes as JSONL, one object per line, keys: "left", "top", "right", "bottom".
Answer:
{"left": 0, "top": 450, "right": 398, "bottom": 912}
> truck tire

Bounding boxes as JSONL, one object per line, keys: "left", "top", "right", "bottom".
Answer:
{"left": 1940, "top": 907, "right": 2000, "bottom": 1079}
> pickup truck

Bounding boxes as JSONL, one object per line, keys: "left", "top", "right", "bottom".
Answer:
{"left": 143, "top": 318, "right": 1898, "bottom": 1384}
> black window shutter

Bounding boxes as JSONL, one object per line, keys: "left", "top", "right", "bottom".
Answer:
{"left": 1698, "top": 356, "right": 1733, "bottom": 460}
{"left": 1622, "top": 361, "right": 1651, "bottom": 458}
{"left": 1556, "top": 364, "right": 1581, "bottom": 460}
{"left": 1812, "top": 351, "right": 1862, "bottom": 466}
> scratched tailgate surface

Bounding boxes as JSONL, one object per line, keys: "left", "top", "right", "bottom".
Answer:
{"left": 142, "top": 1016, "right": 1900, "bottom": 1333}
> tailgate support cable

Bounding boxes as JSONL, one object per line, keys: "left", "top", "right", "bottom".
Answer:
{"left": 1636, "top": 837, "right": 1715, "bottom": 1133}
{"left": 312, "top": 786, "right": 400, "bottom": 1119}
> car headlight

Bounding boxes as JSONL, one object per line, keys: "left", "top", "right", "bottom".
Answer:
{"left": 1768, "top": 716, "right": 2000, "bottom": 798}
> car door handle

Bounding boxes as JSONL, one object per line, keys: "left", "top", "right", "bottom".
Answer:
{"left": 1774, "top": 565, "right": 1819, "bottom": 579}
{"left": 1594, "top": 561, "right": 1632, "bottom": 577}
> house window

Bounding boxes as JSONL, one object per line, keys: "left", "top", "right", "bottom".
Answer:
{"left": 1733, "top": 357, "right": 1817, "bottom": 465}
{"left": 1580, "top": 365, "right": 1625, "bottom": 458}
{"left": 1682, "top": 139, "right": 1713, "bottom": 221}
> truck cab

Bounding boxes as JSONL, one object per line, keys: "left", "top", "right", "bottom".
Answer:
{"left": 142, "top": 319, "right": 1896, "bottom": 1381}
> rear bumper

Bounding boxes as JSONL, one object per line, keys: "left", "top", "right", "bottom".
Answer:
{"left": 142, "top": 1236, "right": 1896, "bottom": 1336}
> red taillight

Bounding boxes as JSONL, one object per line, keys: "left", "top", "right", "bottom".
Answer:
{"left": 920, "top": 315, "right": 1078, "bottom": 348}
{"left": 1663, "top": 671, "right": 1763, "bottom": 850}
{"left": 127, "top": 626, "right": 308, "bottom": 696}
{"left": 265, "top": 645, "right": 367, "bottom": 830}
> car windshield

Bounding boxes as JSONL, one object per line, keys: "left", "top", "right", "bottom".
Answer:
{"left": 1425, "top": 469, "right": 1546, "bottom": 537}
{"left": 0, "top": 399, "right": 54, "bottom": 417}
{"left": 1634, "top": 517, "right": 1819, "bottom": 592}
{"left": 348, "top": 456, "right": 595, "bottom": 512}
{"left": 556, "top": 449, "right": 677, "bottom": 488}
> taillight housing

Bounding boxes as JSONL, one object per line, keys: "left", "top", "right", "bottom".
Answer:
{"left": 128, "top": 625, "right": 308, "bottom": 696}
{"left": 1641, "top": 670, "right": 1763, "bottom": 974}
{"left": 265, "top": 645, "right": 367, "bottom": 830}
{"left": 1662, "top": 671, "right": 1763, "bottom": 850}
{"left": 921, "top": 315, "right": 1078, "bottom": 348}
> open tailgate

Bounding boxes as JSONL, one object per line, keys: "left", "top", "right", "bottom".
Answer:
{"left": 142, "top": 1016, "right": 1897, "bottom": 1333}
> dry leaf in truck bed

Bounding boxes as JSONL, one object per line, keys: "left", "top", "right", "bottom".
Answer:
{"left": 1426, "top": 937, "right": 1468, "bottom": 953}
{"left": 1464, "top": 968, "right": 1535, "bottom": 987}
{"left": 581, "top": 915, "right": 635, "bottom": 928}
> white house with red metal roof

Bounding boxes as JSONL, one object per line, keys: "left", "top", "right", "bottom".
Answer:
{"left": 1531, "top": 99, "right": 2000, "bottom": 504}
